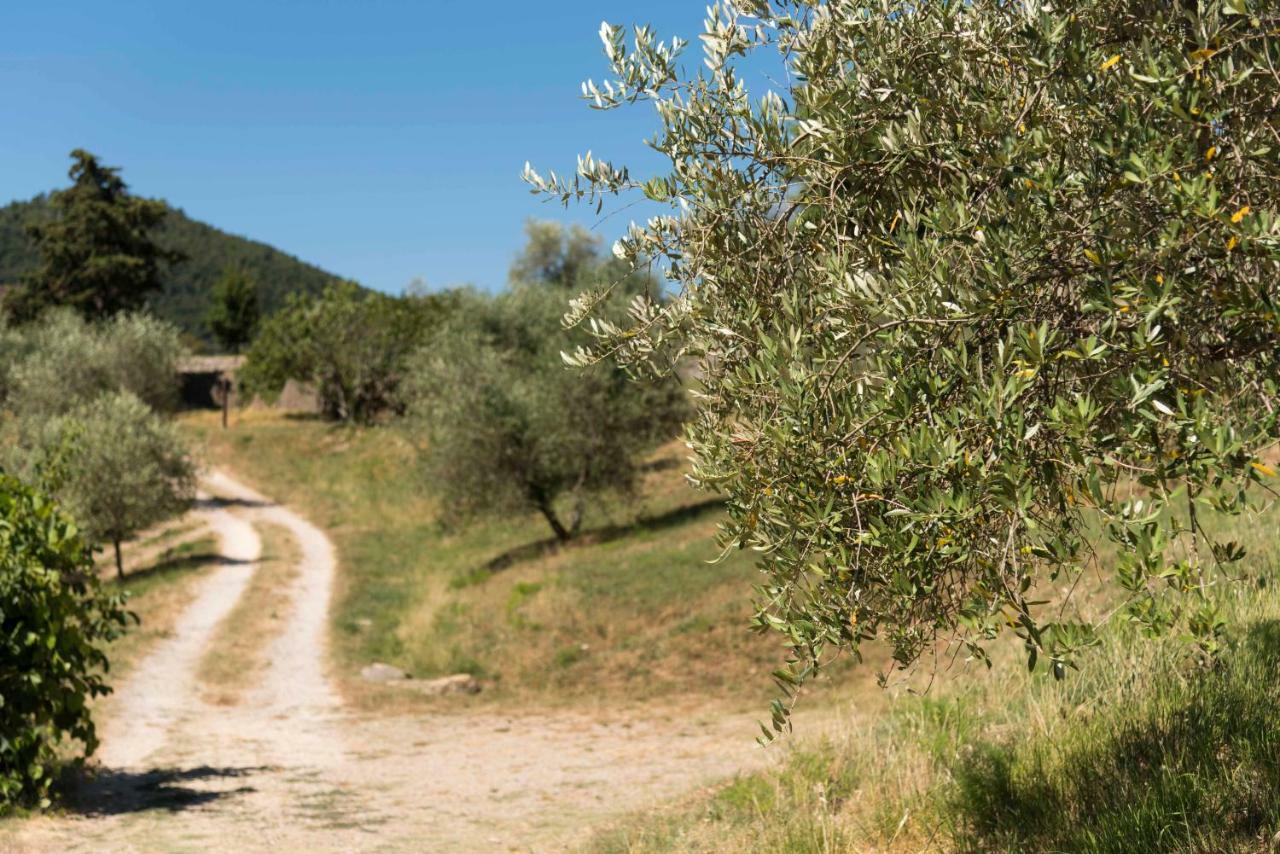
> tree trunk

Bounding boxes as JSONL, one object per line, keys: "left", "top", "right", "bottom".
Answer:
{"left": 537, "top": 502, "right": 572, "bottom": 543}
{"left": 114, "top": 538, "right": 124, "bottom": 580}
{"left": 568, "top": 494, "right": 586, "bottom": 538}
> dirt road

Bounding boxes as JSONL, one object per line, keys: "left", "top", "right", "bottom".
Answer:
{"left": 2, "top": 471, "right": 765, "bottom": 852}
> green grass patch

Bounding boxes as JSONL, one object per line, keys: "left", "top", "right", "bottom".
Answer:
{"left": 185, "top": 411, "right": 779, "bottom": 706}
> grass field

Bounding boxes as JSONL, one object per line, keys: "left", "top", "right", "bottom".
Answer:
{"left": 184, "top": 410, "right": 785, "bottom": 709}
{"left": 585, "top": 502, "right": 1280, "bottom": 852}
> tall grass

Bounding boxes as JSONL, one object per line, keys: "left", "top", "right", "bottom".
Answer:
{"left": 588, "top": 508, "right": 1280, "bottom": 852}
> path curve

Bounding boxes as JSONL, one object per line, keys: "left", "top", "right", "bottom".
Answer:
{"left": 99, "top": 501, "right": 262, "bottom": 770}
{"left": 4, "top": 470, "right": 772, "bottom": 853}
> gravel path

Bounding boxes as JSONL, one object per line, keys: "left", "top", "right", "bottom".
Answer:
{"left": 2, "top": 470, "right": 767, "bottom": 853}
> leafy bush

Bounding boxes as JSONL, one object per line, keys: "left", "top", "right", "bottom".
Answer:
{"left": 0, "top": 471, "right": 129, "bottom": 809}
{"left": 532, "top": 1, "right": 1280, "bottom": 732}
{"left": 240, "top": 281, "right": 455, "bottom": 423}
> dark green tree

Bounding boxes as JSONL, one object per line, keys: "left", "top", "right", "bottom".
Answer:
{"left": 10, "top": 150, "right": 180, "bottom": 319}
{"left": 206, "top": 266, "right": 260, "bottom": 353}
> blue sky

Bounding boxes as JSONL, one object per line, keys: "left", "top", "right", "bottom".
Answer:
{"left": 0, "top": 1, "right": 711, "bottom": 294}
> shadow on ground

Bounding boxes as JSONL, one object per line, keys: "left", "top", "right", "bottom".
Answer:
{"left": 945, "top": 619, "right": 1280, "bottom": 853}
{"left": 480, "top": 497, "right": 726, "bottom": 574}
{"left": 62, "top": 765, "right": 272, "bottom": 816}
{"left": 193, "top": 496, "right": 274, "bottom": 512}
{"left": 118, "top": 551, "right": 253, "bottom": 587}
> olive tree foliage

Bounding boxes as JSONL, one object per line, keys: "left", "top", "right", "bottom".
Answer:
{"left": 240, "top": 282, "right": 454, "bottom": 424}
{"left": 16, "top": 392, "right": 196, "bottom": 579}
{"left": 0, "top": 472, "right": 129, "bottom": 808}
{"left": 0, "top": 309, "right": 184, "bottom": 419}
{"left": 407, "top": 225, "right": 689, "bottom": 541}
{"left": 528, "top": 1, "right": 1280, "bottom": 735}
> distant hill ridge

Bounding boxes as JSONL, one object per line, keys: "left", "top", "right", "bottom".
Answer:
{"left": 0, "top": 194, "right": 346, "bottom": 346}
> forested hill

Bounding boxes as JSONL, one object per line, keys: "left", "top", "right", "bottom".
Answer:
{"left": 0, "top": 195, "right": 345, "bottom": 346}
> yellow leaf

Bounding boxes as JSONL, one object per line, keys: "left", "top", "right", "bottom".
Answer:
{"left": 1083, "top": 249, "right": 1101, "bottom": 264}
{"left": 889, "top": 211, "right": 900, "bottom": 233}
{"left": 1016, "top": 368, "right": 1036, "bottom": 379}
{"left": 1155, "top": 274, "right": 1164, "bottom": 284}
{"left": 1189, "top": 48, "right": 1217, "bottom": 62}
{"left": 1205, "top": 146, "right": 1217, "bottom": 162}
{"left": 833, "top": 474, "right": 849, "bottom": 485}
{"left": 1231, "top": 205, "right": 1251, "bottom": 223}
{"left": 1024, "top": 178, "right": 1034, "bottom": 189}
{"left": 1099, "top": 54, "right": 1121, "bottom": 71}
{"left": 1251, "top": 462, "right": 1276, "bottom": 477}
{"left": 1226, "top": 235, "right": 1239, "bottom": 251}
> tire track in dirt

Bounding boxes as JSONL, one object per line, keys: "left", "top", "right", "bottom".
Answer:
{"left": 97, "top": 499, "right": 262, "bottom": 771}
{"left": 3, "top": 470, "right": 773, "bottom": 853}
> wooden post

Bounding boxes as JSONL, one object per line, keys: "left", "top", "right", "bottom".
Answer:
{"left": 221, "top": 375, "right": 230, "bottom": 429}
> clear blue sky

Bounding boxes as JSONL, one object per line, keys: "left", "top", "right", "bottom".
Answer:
{"left": 0, "top": 1, "right": 709, "bottom": 294}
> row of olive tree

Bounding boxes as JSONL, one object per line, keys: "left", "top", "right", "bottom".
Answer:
{"left": 0, "top": 310, "right": 196, "bottom": 578}
{"left": 234, "top": 221, "right": 690, "bottom": 543}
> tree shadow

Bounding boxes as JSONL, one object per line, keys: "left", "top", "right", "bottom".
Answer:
{"left": 479, "top": 497, "right": 726, "bottom": 574}
{"left": 945, "top": 619, "right": 1280, "bottom": 852}
{"left": 61, "top": 764, "right": 271, "bottom": 816}
{"left": 118, "top": 551, "right": 253, "bottom": 587}
{"left": 193, "top": 496, "right": 274, "bottom": 512}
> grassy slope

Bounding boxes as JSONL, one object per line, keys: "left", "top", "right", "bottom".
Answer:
{"left": 587, "top": 506, "right": 1280, "bottom": 853}
{"left": 184, "top": 411, "right": 785, "bottom": 709}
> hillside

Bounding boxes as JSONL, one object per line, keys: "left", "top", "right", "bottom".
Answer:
{"left": 0, "top": 195, "right": 344, "bottom": 346}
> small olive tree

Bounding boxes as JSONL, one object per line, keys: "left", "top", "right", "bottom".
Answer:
{"left": 408, "top": 281, "right": 688, "bottom": 542}
{"left": 24, "top": 392, "right": 196, "bottom": 578}
{"left": 530, "top": 2, "right": 1280, "bottom": 734}
{"left": 0, "top": 471, "right": 129, "bottom": 808}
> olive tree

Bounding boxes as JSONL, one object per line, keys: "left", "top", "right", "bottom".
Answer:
{"left": 408, "top": 281, "right": 688, "bottom": 543}
{"left": 529, "top": 2, "right": 1280, "bottom": 735}
{"left": 21, "top": 392, "right": 196, "bottom": 578}
{"left": 0, "top": 471, "right": 129, "bottom": 808}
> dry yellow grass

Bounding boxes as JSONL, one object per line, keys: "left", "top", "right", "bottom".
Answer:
{"left": 197, "top": 522, "right": 300, "bottom": 705}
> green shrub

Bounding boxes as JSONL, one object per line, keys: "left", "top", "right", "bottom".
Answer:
{"left": 0, "top": 471, "right": 129, "bottom": 809}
